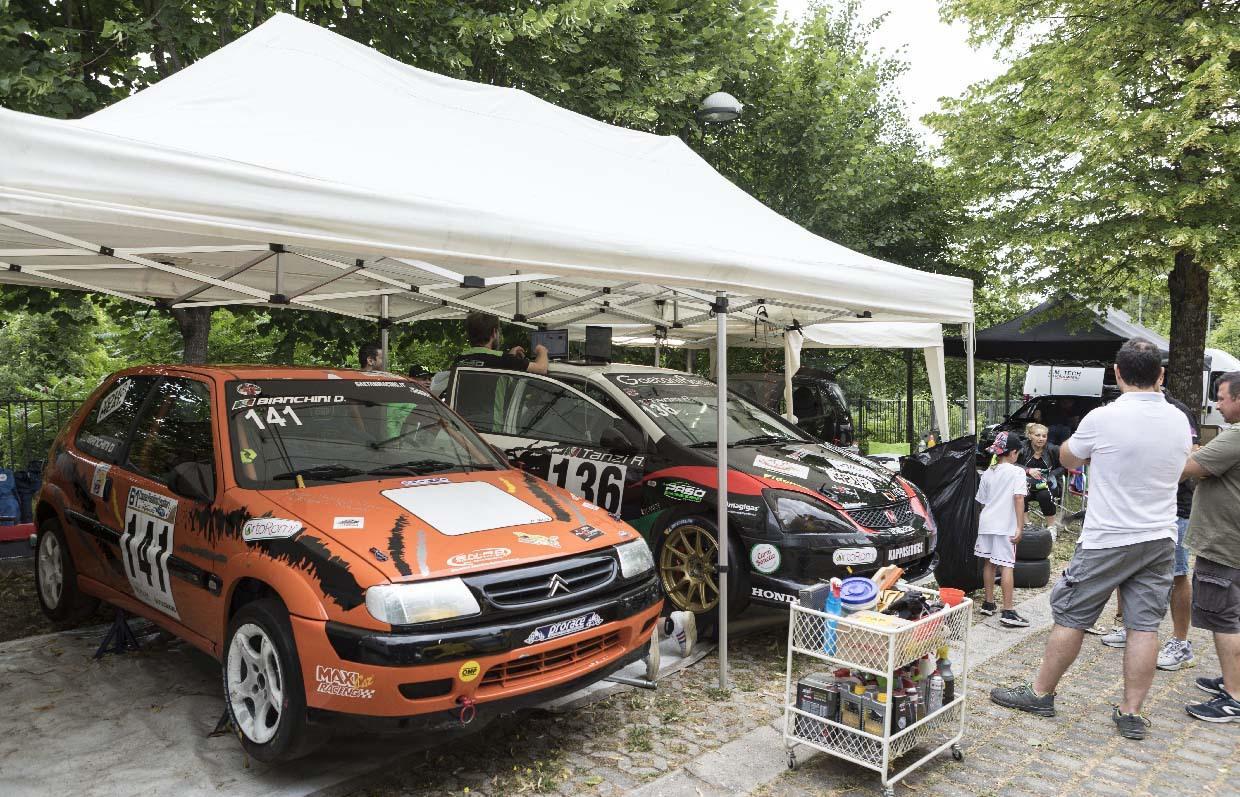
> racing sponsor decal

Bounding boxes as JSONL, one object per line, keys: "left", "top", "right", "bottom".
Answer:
{"left": 543, "top": 446, "right": 644, "bottom": 467}
{"left": 96, "top": 379, "right": 134, "bottom": 422}
{"left": 354, "top": 381, "right": 399, "bottom": 387}
{"left": 121, "top": 487, "right": 179, "bottom": 619}
{"left": 750, "top": 543, "right": 781, "bottom": 574}
{"left": 400, "top": 477, "right": 451, "bottom": 487}
{"left": 613, "top": 374, "right": 713, "bottom": 387}
{"left": 570, "top": 525, "right": 605, "bottom": 542}
{"left": 241, "top": 517, "right": 303, "bottom": 542}
{"left": 239, "top": 448, "right": 258, "bottom": 464}
{"left": 334, "top": 516, "right": 365, "bottom": 530}
{"left": 664, "top": 482, "right": 706, "bottom": 502}
{"left": 231, "top": 394, "right": 344, "bottom": 411}
{"left": 90, "top": 463, "right": 110, "bottom": 499}
{"left": 761, "top": 472, "right": 800, "bottom": 487}
{"left": 888, "top": 541, "right": 925, "bottom": 562}
{"left": 446, "top": 547, "right": 512, "bottom": 569}
{"left": 833, "top": 547, "right": 878, "bottom": 566}
{"left": 824, "top": 459, "right": 877, "bottom": 478}
{"left": 727, "top": 501, "right": 761, "bottom": 515}
{"left": 753, "top": 455, "right": 810, "bottom": 481}
{"left": 236, "top": 382, "right": 262, "bottom": 397}
{"left": 79, "top": 432, "right": 118, "bottom": 454}
{"left": 637, "top": 398, "right": 681, "bottom": 418}
{"left": 514, "top": 531, "right": 561, "bottom": 549}
{"left": 315, "top": 665, "right": 375, "bottom": 699}
{"left": 524, "top": 611, "right": 604, "bottom": 645}
{"left": 547, "top": 454, "right": 627, "bottom": 515}
{"left": 824, "top": 467, "right": 878, "bottom": 492}
{"left": 369, "top": 547, "right": 389, "bottom": 562}
{"left": 458, "top": 660, "right": 481, "bottom": 682}
{"left": 751, "top": 586, "right": 799, "bottom": 604}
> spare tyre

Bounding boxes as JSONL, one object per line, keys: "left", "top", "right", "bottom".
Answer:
{"left": 1016, "top": 524, "right": 1053, "bottom": 561}
{"left": 1012, "top": 557, "right": 1051, "bottom": 589}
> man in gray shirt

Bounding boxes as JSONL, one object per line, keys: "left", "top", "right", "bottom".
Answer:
{"left": 1181, "top": 370, "right": 1240, "bottom": 723}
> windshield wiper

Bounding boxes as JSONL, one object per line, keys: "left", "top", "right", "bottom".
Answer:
{"left": 688, "top": 440, "right": 718, "bottom": 449}
{"left": 270, "top": 463, "right": 365, "bottom": 482}
{"left": 730, "top": 435, "right": 794, "bottom": 446}
{"left": 366, "top": 458, "right": 497, "bottom": 476}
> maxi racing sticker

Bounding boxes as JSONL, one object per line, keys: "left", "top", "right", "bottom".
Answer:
{"left": 524, "top": 612, "right": 604, "bottom": 645}
{"left": 315, "top": 665, "right": 374, "bottom": 700}
{"left": 121, "top": 487, "right": 179, "bottom": 619}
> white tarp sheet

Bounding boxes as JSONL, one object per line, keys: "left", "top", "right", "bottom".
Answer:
{"left": 0, "top": 14, "right": 973, "bottom": 332}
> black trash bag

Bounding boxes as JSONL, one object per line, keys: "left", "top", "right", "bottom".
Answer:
{"left": 900, "top": 434, "right": 981, "bottom": 591}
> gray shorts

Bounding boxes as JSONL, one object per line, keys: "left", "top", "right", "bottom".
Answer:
{"left": 1192, "top": 556, "right": 1240, "bottom": 634}
{"left": 1050, "top": 538, "right": 1175, "bottom": 632}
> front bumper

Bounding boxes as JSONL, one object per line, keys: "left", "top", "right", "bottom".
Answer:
{"left": 291, "top": 575, "right": 662, "bottom": 719}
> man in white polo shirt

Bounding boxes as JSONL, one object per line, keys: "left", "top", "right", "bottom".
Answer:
{"left": 991, "top": 338, "right": 1192, "bottom": 740}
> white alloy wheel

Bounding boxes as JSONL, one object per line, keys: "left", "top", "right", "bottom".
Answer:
{"left": 226, "top": 622, "right": 286, "bottom": 744}
{"left": 38, "top": 532, "right": 64, "bottom": 609}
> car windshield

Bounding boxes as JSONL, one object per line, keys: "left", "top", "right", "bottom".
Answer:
{"left": 603, "top": 372, "right": 811, "bottom": 447}
{"left": 227, "top": 379, "right": 504, "bottom": 488}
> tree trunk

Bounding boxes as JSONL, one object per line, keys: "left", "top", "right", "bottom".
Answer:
{"left": 1166, "top": 250, "right": 1209, "bottom": 412}
{"left": 170, "top": 307, "right": 213, "bottom": 364}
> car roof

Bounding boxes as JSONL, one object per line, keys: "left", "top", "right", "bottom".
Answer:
{"left": 108, "top": 364, "right": 409, "bottom": 382}
{"left": 547, "top": 361, "right": 684, "bottom": 379}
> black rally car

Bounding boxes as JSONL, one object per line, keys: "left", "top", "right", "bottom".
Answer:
{"left": 444, "top": 363, "right": 937, "bottom": 619}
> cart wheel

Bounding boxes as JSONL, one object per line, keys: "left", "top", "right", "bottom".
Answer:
{"left": 787, "top": 750, "right": 798, "bottom": 771}
{"left": 882, "top": 786, "right": 896, "bottom": 797}
{"left": 952, "top": 744, "right": 964, "bottom": 762}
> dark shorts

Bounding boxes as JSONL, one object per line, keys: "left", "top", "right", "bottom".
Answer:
{"left": 1050, "top": 538, "right": 1175, "bottom": 632}
{"left": 1191, "top": 556, "right": 1240, "bottom": 635}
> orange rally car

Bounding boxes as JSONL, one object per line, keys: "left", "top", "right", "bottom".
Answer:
{"left": 34, "top": 366, "right": 662, "bottom": 762}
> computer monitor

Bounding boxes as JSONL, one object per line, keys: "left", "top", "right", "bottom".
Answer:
{"left": 585, "top": 326, "right": 612, "bottom": 362}
{"left": 531, "top": 329, "right": 569, "bottom": 359}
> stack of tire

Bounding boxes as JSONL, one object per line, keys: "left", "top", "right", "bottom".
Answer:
{"left": 1010, "top": 523, "right": 1052, "bottom": 588}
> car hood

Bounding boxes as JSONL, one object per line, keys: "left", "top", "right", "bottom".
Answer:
{"left": 259, "top": 470, "right": 636, "bottom": 583}
{"left": 725, "top": 441, "right": 909, "bottom": 507}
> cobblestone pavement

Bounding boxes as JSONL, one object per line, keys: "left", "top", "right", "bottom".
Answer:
{"left": 766, "top": 610, "right": 1239, "bottom": 797}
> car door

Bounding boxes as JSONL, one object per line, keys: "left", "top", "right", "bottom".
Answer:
{"left": 111, "top": 376, "right": 220, "bottom": 638}
{"left": 449, "top": 368, "right": 644, "bottom": 516}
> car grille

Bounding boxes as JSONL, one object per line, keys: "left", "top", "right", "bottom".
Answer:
{"left": 479, "top": 555, "right": 617, "bottom": 609}
{"left": 846, "top": 500, "right": 915, "bottom": 530}
{"left": 479, "top": 630, "right": 623, "bottom": 690}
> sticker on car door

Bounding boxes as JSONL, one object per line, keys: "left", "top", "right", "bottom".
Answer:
{"left": 546, "top": 454, "right": 627, "bottom": 515}
{"left": 121, "top": 486, "right": 180, "bottom": 619}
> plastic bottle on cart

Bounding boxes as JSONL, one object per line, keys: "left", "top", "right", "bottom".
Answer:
{"left": 927, "top": 672, "right": 945, "bottom": 713}
{"left": 823, "top": 578, "right": 843, "bottom": 654}
{"left": 937, "top": 646, "right": 955, "bottom": 704}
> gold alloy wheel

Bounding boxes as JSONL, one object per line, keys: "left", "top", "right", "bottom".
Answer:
{"left": 658, "top": 521, "right": 720, "bottom": 613}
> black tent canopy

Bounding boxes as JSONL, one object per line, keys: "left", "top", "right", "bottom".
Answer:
{"left": 944, "top": 296, "right": 1168, "bottom": 366}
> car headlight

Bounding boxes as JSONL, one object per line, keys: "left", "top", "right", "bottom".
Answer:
{"left": 617, "top": 537, "right": 654, "bottom": 578}
{"left": 365, "top": 578, "right": 481, "bottom": 625}
{"left": 762, "top": 489, "right": 857, "bottom": 535}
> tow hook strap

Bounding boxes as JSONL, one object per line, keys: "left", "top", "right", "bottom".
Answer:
{"left": 456, "top": 695, "right": 477, "bottom": 725}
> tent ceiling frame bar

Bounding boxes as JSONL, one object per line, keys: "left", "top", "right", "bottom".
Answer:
{"left": 0, "top": 219, "right": 271, "bottom": 300}
{"left": 172, "top": 298, "right": 268, "bottom": 309}
{"left": 298, "top": 288, "right": 401, "bottom": 302}
{"left": 675, "top": 298, "right": 768, "bottom": 327}
{"left": 23, "top": 262, "right": 146, "bottom": 270}
{"left": 414, "top": 285, "right": 535, "bottom": 327}
{"left": 172, "top": 250, "right": 275, "bottom": 304}
{"left": 530, "top": 282, "right": 667, "bottom": 326}
{"left": 0, "top": 244, "right": 269, "bottom": 258}
{"left": 387, "top": 257, "right": 465, "bottom": 284}
{"left": 283, "top": 264, "right": 364, "bottom": 300}
{"left": 18, "top": 268, "right": 155, "bottom": 306}
{"left": 524, "top": 282, "right": 638, "bottom": 320}
{"left": 291, "top": 250, "right": 412, "bottom": 291}
{"left": 658, "top": 286, "right": 766, "bottom": 323}
{"left": 394, "top": 285, "right": 502, "bottom": 323}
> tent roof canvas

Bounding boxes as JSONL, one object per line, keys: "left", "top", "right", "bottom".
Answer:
{"left": 0, "top": 14, "right": 972, "bottom": 334}
{"left": 943, "top": 296, "right": 1168, "bottom": 365}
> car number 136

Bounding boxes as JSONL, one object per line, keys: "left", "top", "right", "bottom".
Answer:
{"left": 547, "top": 455, "right": 626, "bottom": 515}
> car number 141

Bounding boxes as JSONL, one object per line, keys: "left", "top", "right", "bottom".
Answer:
{"left": 548, "top": 455, "right": 626, "bottom": 515}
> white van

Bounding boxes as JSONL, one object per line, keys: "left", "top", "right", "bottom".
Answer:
{"left": 1022, "top": 348, "right": 1239, "bottom": 436}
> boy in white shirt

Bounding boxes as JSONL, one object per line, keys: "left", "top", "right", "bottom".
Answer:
{"left": 975, "top": 431, "right": 1030, "bottom": 627}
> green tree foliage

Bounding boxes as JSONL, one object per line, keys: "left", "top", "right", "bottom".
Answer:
{"left": 930, "top": 0, "right": 1239, "bottom": 408}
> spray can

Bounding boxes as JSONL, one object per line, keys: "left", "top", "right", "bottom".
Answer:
{"left": 928, "top": 672, "right": 945, "bottom": 713}
{"left": 891, "top": 688, "right": 910, "bottom": 731}
{"left": 937, "top": 646, "right": 956, "bottom": 704}
{"left": 906, "top": 688, "right": 923, "bottom": 723}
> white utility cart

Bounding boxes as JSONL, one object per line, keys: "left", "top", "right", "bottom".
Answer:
{"left": 783, "top": 585, "right": 973, "bottom": 796}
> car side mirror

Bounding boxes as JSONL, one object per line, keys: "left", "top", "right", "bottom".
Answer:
{"left": 600, "top": 425, "right": 639, "bottom": 454}
{"left": 168, "top": 461, "right": 215, "bottom": 503}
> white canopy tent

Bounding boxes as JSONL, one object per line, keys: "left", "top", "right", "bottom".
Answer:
{"left": 0, "top": 14, "right": 975, "bottom": 688}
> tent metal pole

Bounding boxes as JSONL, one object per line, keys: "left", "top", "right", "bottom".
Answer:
{"left": 686, "top": 348, "right": 696, "bottom": 373}
{"left": 714, "top": 290, "right": 730, "bottom": 692}
{"left": 965, "top": 323, "right": 977, "bottom": 435}
{"left": 906, "top": 349, "right": 915, "bottom": 455}
{"left": 654, "top": 338, "right": 662, "bottom": 368}
{"left": 1005, "top": 364, "right": 1011, "bottom": 412}
{"left": 380, "top": 295, "right": 390, "bottom": 368}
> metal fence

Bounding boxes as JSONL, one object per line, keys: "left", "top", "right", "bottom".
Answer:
{"left": 1, "top": 398, "right": 81, "bottom": 470}
{"left": 853, "top": 398, "right": 1022, "bottom": 445}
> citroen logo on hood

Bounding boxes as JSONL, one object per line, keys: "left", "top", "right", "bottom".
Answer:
{"left": 547, "top": 574, "right": 572, "bottom": 598}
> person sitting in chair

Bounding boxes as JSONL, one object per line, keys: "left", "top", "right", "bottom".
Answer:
{"left": 1018, "top": 422, "right": 1065, "bottom": 535}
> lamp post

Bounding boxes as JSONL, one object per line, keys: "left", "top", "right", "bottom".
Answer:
{"left": 681, "top": 91, "right": 743, "bottom": 147}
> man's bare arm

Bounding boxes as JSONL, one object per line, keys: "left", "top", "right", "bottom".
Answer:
{"left": 1059, "top": 438, "right": 1085, "bottom": 471}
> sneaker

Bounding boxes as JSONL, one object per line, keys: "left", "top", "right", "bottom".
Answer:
{"left": 1185, "top": 692, "right": 1240, "bottom": 723}
{"left": 1156, "top": 638, "right": 1195, "bottom": 671}
{"left": 1100, "top": 626, "right": 1127, "bottom": 648}
{"left": 666, "top": 610, "right": 697, "bottom": 658}
{"left": 990, "top": 683, "right": 1056, "bottom": 717}
{"left": 979, "top": 601, "right": 997, "bottom": 617}
{"left": 1112, "top": 706, "right": 1152, "bottom": 740}
{"left": 1000, "top": 609, "right": 1030, "bottom": 628}
{"left": 644, "top": 628, "right": 661, "bottom": 681}
{"left": 1084, "top": 624, "right": 1108, "bottom": 636}
{"left": 1196, "top": 676, "right": 1225, "bottom": 697}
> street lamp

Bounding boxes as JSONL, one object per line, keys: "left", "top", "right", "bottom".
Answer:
{"left": 695, "top": 91, "right": 743, "bottom": 124}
